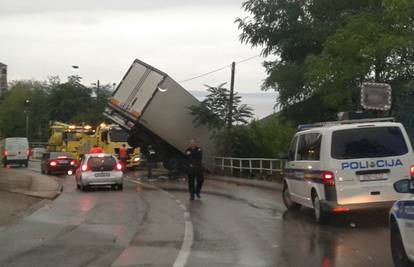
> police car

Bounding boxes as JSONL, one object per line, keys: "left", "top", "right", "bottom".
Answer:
{"left": 390, "top": 179, "right": 414, "bottom": 267}
{"left": 282, "top": 118, "right": 414, "bottom": 223}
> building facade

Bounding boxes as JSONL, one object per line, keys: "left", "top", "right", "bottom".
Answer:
{"left": 0, "top": 63, "right": 7, "bottom": 98}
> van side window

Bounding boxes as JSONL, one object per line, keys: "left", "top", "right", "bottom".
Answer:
{"left": 288, "top": 136, "right": 298, "bottom": 161}
{"left": 296, "top": 133, "right": 322, "bottom": 161}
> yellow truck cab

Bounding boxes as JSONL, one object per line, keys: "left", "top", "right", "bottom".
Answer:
{"left": 95, "top": 123, "right": 140, "bottom": 169}
{"left": 47, "top": 122, "right": 95, "bottom": 160}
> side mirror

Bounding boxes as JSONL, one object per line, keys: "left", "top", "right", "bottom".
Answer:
{"left": 393, "top": 179, "right": 414, "bottom": 194}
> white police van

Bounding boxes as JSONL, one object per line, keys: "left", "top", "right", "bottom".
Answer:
{"left": 282, "top": 118, "right": 414, "bottom": 223}
{"left": 390, "top": 179, "right": 414, "bottom": 267}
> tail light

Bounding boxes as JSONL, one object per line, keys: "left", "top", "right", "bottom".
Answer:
{"left": 81, "top": 164, "right": 90, "bottom": 172}
{"left": 322, "top": 171, "right": 335, "bottom": 186}
{"left": 26, "top": 148, "right": 31, "bottom": 156}
{"left": 70, "top": 160, "right": 77, "bottom": 166}
{"left": 410, "top": 165, "right": 414, "bottom": 177}
{"left": 3, "top": 149, "right": 8, "bottom": 156}
{"left": 333, "top": 207, "right": 350, "bottom": 213}
{"left": 116, "top": 162, "right": 123, "bottom": 171}
{"left": 49, "top": 161, "right": 57, "bottom": 167}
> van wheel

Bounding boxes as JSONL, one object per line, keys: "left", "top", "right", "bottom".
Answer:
{"left": 391, "top": 219, "right": 412, "bottom": 267}
{"left": 118, "top": 184, "right": 123, "bottom": 191}
{"left": 283, "top": 183, "right": 301, "bottom": 210}
{"left": 3, "top": 162, "right": 7, "bottom": 168}
{"left": 313, "top": 194, "right": 328, "bottom": 223}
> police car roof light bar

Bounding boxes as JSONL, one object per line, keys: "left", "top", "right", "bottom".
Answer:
{"left": 297, "top": 117, "right": 395, "bottom": 131}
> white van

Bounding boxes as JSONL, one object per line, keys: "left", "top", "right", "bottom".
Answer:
{"left": 282, "top": 118, "right": 414, "bottom": 223}
{"left": 0, "top": 137, "right": 30, "bottom": 167}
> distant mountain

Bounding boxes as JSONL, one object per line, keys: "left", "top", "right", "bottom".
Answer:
{"left": 189, "top": 90, "right": 277, "bottom": 119}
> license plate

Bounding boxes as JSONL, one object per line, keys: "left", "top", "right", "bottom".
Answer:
{"left": 94, "top": 172, "right": 110, "bottom": 177}
{"left": 359, "top": 173, "right": 388, "bottom": 182}
{"left": 59, "top": 160, "right": 68, "bottom": 164}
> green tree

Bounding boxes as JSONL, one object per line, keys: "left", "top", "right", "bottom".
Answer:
{"left": 48, "top": 76, "right": 94, "bottom": 123}
{"left": 189, "top": 83, "right": 254, "bottom": 129}
{"left": 236, "top": 0, "right": 414, "bottom": 123}
{"left": 0, "top": 80, "right": 50, "bottom": 140}
{"left": 189, "top": 84, "right": 254, "bottom": 156}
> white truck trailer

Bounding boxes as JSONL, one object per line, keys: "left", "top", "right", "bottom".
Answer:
{"left": 103, "top": 59, "right": 216, "bottom": 170}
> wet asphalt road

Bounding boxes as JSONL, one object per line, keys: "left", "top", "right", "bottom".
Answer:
{"left": 0, "top": 162, "right": 394, "bottom": 267}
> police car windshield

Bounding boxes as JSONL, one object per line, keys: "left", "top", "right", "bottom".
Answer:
{"left": 109, "top": 129, "right": 128, "bottom": 142}
{"left": 331, "top": 126, "right": 408, "bottom": 159}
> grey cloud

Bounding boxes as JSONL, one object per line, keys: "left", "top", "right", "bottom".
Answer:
{"left": 0, "top": 0, "right": 245, "bottom": 15}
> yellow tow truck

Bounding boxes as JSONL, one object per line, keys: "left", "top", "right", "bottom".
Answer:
{"left": 46, "top": 122, "right": 95, "bottom": 159}
{"left": 95, "top": 123, "right": 141, "bottom": 169}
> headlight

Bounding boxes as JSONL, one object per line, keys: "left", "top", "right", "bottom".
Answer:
{"left": 133, "top": 157, "right": 140, "bottom": 162}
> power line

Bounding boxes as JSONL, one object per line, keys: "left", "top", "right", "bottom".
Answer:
{"left": 179, "top": 54, "right": 260, "bottom": 83}
{"left": 179, "top": 64, "right": 231, "bottom": 83}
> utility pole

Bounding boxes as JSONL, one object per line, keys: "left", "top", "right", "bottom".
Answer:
{"left": 226, "top": 62, "right": 236, "bottom": 156}
{"left": 228, "top": 62, "right": 236, "bottom": 129}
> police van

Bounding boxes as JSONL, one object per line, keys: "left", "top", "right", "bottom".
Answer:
{"left": 282, "top": 118, "right": 414, "bottom": 223}
{"left": 390, "top": 179, "right": 414, "bottom": 267}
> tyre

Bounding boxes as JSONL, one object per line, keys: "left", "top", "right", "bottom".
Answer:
{"left": 41, "top": 168, "right": 45, "bottom": 174}
{"left": 282, "top": 183, "right": 301, "bottom": 210}
{"left": 313, "top": 194, "right": 328, "bottom": 223}
{"left": 3, "top": 162, "right": 6, "bottom": 168}
{"left": 391, "top": 219, "right": 413, "bottom": 267}
{"left": 118, "top": 184, "right": 123, "bottom": 191}
{"left": 163, "top": 156, "right": 180, "bottom": 171}
{"left": 80, "top": 181, "right": 87, "bottom": 192}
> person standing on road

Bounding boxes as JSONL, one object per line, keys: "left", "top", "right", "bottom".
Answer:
{"left": 146, "top": 145, "right": 156, "bottom": 179}
{"left": 119, "top": 144, "right": 128, "bottom": 166}
{"left": 185, "top": 139, "right": 204, "bottom": 200}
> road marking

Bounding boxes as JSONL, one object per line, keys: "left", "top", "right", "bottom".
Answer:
{"left": 125, "top": 176, "right": 193, "bottom": 267}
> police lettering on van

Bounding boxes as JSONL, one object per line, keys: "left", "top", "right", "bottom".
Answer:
{"left": 341, "top": 159, "right": 404, "bottom": 170}
{"left": 282, "top": 118, "right": 414, "bottom": 223}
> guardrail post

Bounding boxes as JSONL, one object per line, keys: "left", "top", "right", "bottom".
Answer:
{"left": 230, "top": 158, "right": 234, "bottom": 176}
{"left": 260, "top": 160, "right": 263, "bottom": 174}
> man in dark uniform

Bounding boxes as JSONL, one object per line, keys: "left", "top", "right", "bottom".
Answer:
{"left": 185, "top": 139, "right": 204, "bottom": 200}
{"left": 146, "top": 145, "right": 156, "bottom": 179}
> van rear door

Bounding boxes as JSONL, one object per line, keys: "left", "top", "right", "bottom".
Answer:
{"left": 330, "top": 125, "right": 412, "bottom": 205}
{"left": 5, "top": 138, "right": 29, "bottom": 161}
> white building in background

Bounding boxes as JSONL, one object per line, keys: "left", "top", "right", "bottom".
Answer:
{"left": 0, "top": 63, "right": 7, "bottom": 98}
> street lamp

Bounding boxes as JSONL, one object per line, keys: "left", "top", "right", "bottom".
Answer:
{"left": 24, "top": 99, "right": 30, "bottom": 139}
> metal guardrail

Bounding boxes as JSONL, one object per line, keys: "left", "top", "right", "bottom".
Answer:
{"left": 207, "top": 157, "right": 285, "bottom": 177}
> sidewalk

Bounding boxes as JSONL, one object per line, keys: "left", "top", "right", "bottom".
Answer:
{"left": 0, "top": 167, "right": 62, "bottom": 200}
{"left": 206, "top": 174, "right": 283, "bottom": 191}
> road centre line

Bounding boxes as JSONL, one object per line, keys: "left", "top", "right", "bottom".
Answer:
{"left": 125, "top": 176, "right": 193, "bottom": 267}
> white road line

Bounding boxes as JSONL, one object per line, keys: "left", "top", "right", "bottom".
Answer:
{"left": 173, "top": 220, "right": 193, "bottom": 267}
{"left": 125, "top": 176, "right": 193, "bottom": 267}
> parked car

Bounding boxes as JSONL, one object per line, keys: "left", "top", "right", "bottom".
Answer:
{"left": 390, "top": 179, "right": 414, "bottom": 267}
{"left": 75, "top": 153, "right": 123, "bottom": 191}
{"left": 0, "top": 137, "right": 30, "bottom": 167}
{"left": 41, "top": 152, "right": 76, "bottom": 175}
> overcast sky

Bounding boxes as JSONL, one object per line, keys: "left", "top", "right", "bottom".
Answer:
{"left": 0, "top": 0, "right": 276, "bottom": 117}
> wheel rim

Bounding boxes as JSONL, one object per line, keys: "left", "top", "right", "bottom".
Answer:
{"left": 314, "top": 196, "right": 320, "bottom": 220}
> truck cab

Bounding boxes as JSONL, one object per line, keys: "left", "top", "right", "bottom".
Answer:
{"left": 95, "top": 123, "right": 141, "bottom": 169}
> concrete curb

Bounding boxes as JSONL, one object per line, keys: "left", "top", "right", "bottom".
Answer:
{"left": 206, "top": 175, "right": 283, "bottom": 191}
{"left": 0, "top": 168, "right": 62, "bottom": 200}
